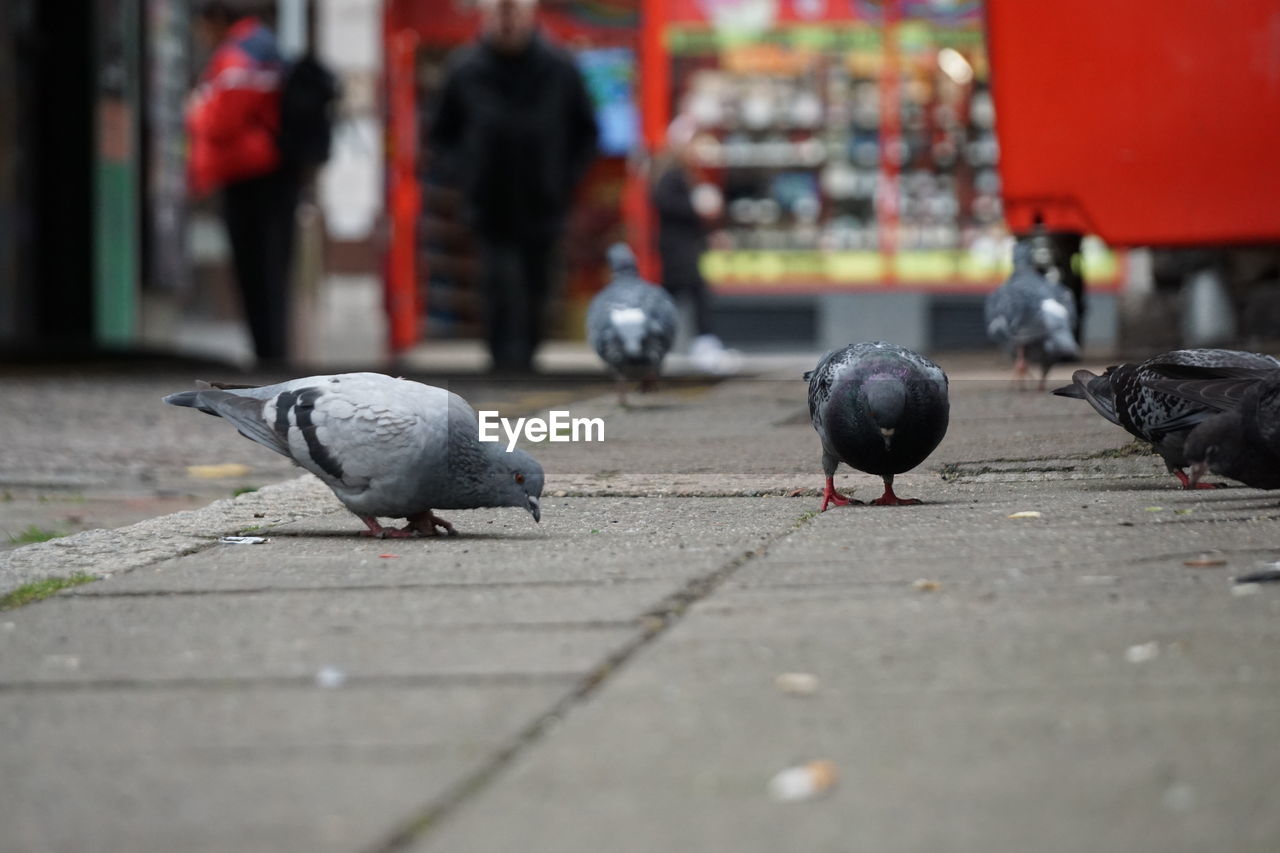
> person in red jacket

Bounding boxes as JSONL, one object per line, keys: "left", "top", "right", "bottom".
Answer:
{"left": 188, "top": 1, "right": 298, "bottom": 364}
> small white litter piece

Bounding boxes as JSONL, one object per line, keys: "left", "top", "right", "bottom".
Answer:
{"left": 314, "top": 666, "right": 347, "bottom": 689}
{"left": 1007, "top": 511, "right": 1042, "bottom": 519}
{"left": 219, "top": 536, "right": 270, "bottom": 545}
{"left": 1231, "top": 583, "right": 1262, "bottom": 597}
{"left": 774, "top": 672, "right": 820, "bottom": 696}
{"left": 1124, "top": 642, "right": 1160, "bottom": 664}
{"left": 768, "top": 760, "right": 839, "bottom": 802}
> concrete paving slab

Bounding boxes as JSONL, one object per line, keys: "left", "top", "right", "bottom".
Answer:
{"left": 0, "top": 683, "right": 565, "bottom": 853}
{"left": 3, "top": 358, "right": 1279, "bottom": 853}
{"left": 393, "top": 372, "right": 1280, "bottom": 853}
{"left": 61, "top": 497, "right": 803, "bottom": 593}
{"left": 0, "top": 590, "right": 639, "bottom": 683}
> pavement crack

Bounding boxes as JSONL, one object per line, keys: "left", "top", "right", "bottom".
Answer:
{"left": 0, "top": 672, "right": 582, "bottom": 693}
{"left": 363, "top": 508, "right": 818, "bottom": 853}
{"left": 66, "top": 577, "right": 666, "bottom": 599}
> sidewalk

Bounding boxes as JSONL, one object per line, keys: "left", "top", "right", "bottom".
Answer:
{"left": 2, "top": 364, "right": 1279, "bottom": 853}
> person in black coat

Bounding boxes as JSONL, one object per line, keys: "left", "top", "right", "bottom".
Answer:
{"left": 651, "top": 116, "right": 737, "bottom": 374}
{"left": 428, "top": 0, "right": 599, "bottom": 373}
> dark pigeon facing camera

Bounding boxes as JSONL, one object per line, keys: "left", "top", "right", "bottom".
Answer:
{"left": 806, "top": 341, "right": 950, "bottom": 510}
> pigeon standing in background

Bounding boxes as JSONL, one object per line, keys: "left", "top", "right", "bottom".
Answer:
{"left": 1052, "top": 348, "right": 1280, "bottom": 489}
{"left": 985, "top": 241, "right": 1081, "bottom": 389}
{"left": 1145, "top": 371, "right": 1280, "bottom": 490}
{"left": 806, "top": 341, "right": 950, "bottom": 510}
{"left": 164, "top": 373, "right": 544, "bottom": 537}
{"left": 587, "top": 243, "right": 679, "bottom": 404}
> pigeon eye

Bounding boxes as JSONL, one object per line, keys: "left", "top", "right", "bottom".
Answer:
{"left": 514, "top": 473, "right": 525, "bottom": 484}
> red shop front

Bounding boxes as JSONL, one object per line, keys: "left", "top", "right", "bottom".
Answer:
{"left": 382, "top": 0, "right": 643, "bottom": 355}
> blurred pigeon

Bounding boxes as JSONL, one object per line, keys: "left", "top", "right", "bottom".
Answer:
{"left": 587, "top": 243, "right": 679, "bottom": 404}
{"left": 1052, "top": 348, "right": 1280, "bottom": 489}
{"left": 985, "top": 241, "right": 1080, "bottom": 389}
{"left": 806, "top": 341, "right": 950, "bottom": 509}
{"left": 164, "top": 373, "right": 544, "bottom": 537}
{"left": 1145, "top": 371, "right": 1280, "bottom": 490}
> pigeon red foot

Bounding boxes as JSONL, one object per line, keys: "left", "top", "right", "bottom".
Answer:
{"left": 870, "top": 477, "right": 923, "bottom": 506}
{"left": 1173, "top": 469, "right": 1222, "bottom": 490}
{"left": 359, "top": 516, "right": 416, "bottom": 539}
{"left": 820, "top": 477, "right": 862, "bottom": 511}
{"left": 404, "top": 510, "right": 457, "bottom": 536}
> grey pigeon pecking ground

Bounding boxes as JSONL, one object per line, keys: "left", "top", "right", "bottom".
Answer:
{"left": 587, "top": 243, "right": 679, "bottom": 405}
{"left": 984, "top": 241, "right": 1081, "bottom": 389}
{"left": 806, "top": 341, "right": 950, "bottom": 510}
{"left": 1145, "top": 370, "right": 1280, "bottom": 490}
{"left": 1052, "top": 348, "right": 1280, "bottom": 489}
{"left": 164, "top": 373, "right": 544, "bottom": 538}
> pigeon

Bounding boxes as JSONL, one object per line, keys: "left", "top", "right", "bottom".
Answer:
{"left": 587, "top": 243, "right": 679, "bottom": 404}
{"left": 1144, "top": 371, "right": 1280, "bottom": 490}
{"left": 1052, "top": 348, "right": 1280, "bottom": 489}
{"left": 163, "top": 373, "right": 544, "bottom": 537}
{"left": 984, "top": 241, "right": 1081, "bottom": 389}
{"left": 806, "top": 341, "right": 950, "bottom": 509}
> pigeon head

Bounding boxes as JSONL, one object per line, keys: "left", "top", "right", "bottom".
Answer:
{"left": 607, "top": 243, "right": 639, "bottom": 277}
{"left": 861, "top": 375, "right": 907, "bottom": 448}
{"left": 1183, "top": 412, "right": 1242, "bottom": 487}
{"left": 1012, "top": 240, "right": 1036, "bottom": 271}
{"left": 497, "top": 448, "right": 545, "bottom": 522}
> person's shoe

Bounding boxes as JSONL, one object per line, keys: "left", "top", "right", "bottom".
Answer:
{"left": 689, "top": 334, "right": 742, "bottom": 376}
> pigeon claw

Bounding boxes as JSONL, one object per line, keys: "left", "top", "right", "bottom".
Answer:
{"left": 405, "top": 510, "right": 458, "bottom": 537}
{"left": 372, "top": 528, "right": 418, "bottom": 539}
{"left": 870, "top": 480, "right": 923, "bottom": 506}
{"left": 820, "top": 477, "right": 860, "bottom": 511}
{"left": 1173, "top": 468, "right": 1223, "bottom": 490}
{"left": 358, "top": 517, "right": 417, "bottom": 539}
{"left": 358, "top": 514, "right": 412, "bottom": 535}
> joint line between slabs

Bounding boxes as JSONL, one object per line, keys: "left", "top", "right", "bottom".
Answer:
{"left": 362, "top": 509, "right": 818, "bottom": 853}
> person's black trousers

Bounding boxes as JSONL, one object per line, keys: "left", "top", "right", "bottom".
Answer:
{"left": 222, "top": 167, "right": 300, "bottom": 363}
{"left": 476, "top": 235, "right": 554, "bottom": 372}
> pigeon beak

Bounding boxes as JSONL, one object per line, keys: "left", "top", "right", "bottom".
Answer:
{"left": 880, "top": 427, "right": 895, "bottom": 449}
{"left": 1188, "top": 461, "right": 1208, "bottom": 488}
{"left": 526, "top": 496, "right": 541, "bottom": 523}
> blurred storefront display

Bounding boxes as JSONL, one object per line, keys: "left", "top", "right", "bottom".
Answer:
{"left": 383, "top": 0, "right": 1122, "bottom": 355}
{"left": 647, "top": 0, "right": 1120, "bottom": 295}
{"left": 384, "top": 0, "right": 638, "bottom": 354}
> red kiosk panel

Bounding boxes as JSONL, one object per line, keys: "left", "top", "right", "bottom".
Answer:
{"left": 987, "top": 0, "right": 1280, "bottom": 246}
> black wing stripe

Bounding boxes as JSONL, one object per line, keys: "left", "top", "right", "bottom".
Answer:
{"left": 274, "top": 390, "right": 297, "bottom": 445}
{"left": 294, "top": 388, "right": 345, "bottom": 480}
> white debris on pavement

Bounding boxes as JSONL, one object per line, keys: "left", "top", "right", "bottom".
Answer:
{"left": 315, "top": 666, "right": 347, "bottom": 688}
{"left": 219, "top": 536, "right": 270, "bottom": 545}
{"left": 768, "top": 760, "right": 839, "bottom": 802}
{"left": 1125, "top": 642, "right": 1160, "bottom": 664}
{"left": 775, "top": 672, "right": 820, "bottom": 695}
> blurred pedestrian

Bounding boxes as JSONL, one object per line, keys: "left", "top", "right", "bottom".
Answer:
{"left": 651, "top": 116, "right": 738, "bottom": 374}
{"left": 428, "top": 0, "right": 599, "bottom": 374}
{"left": 187, "top": 1, "right": 299, "bottom": 365}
